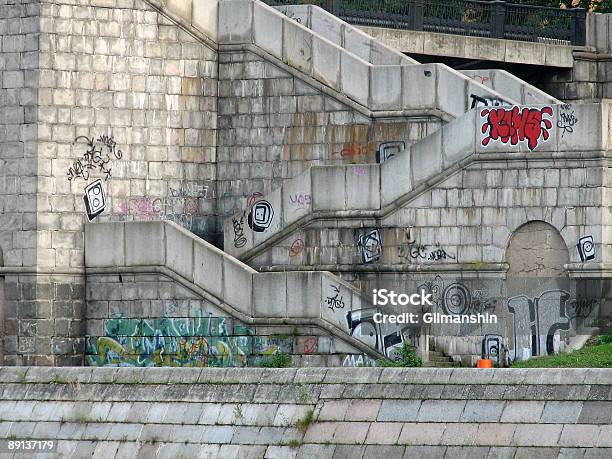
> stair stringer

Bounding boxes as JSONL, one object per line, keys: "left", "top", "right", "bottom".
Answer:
{"left": 85, "top": 220, "right": 424, "bottom": 362}
{"left": 224, "top": 102, "right": 611, "bottom": 261}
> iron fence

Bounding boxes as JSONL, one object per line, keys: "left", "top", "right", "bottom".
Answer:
{"left": 262, "top": 0, "right": 586, "bottom": 46}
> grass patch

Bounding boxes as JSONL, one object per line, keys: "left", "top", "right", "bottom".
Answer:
{"left": 288, "top": 439, "right": 301, "bottom": 448}
{"left": 259, "top": 352, "right": 292, "bottom": 368}
{"left": 376, "top": 342, "right": 422, "bottom": 367}
{"left": 296, "top": 408, "right": 314, "bottom": 434}
{"left": 511, "top": 342, "right": 612, "bottom": 368}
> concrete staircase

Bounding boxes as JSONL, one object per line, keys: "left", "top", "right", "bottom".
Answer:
{"left": 423, "top": 350, "right": 457, "bottom": 368}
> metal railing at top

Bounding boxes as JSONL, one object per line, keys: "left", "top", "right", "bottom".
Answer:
{"left": 262, "top": 0, "right": 586, "bottom": 46}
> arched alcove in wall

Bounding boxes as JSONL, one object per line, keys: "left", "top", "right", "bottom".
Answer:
{"left": 506, "top": 220, "right": 569, "bottom": 283}
{"left": 504, "top": 221, "right": 571, "bottom": 360}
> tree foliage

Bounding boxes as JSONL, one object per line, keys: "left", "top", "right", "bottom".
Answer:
{"left": 509, "top": 0, "right": 611, "bottom": 12}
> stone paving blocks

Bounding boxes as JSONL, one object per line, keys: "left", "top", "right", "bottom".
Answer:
{"left": 364, "top": 444, "right": 406, "bottom": 459}
{"left": 318, "top": 400, "right": 350, "bottom": 421}
{"left": 303, "top": 421, "right": 338, "bottom": 443}
{"left": 461, "top": 400, "right": 505, "bottom": 422}
{"left": 344, "top": 399, "right": 381, "bottom": 421}
{"left": 377, "top": 399, "right": 421, "bottom": 422}
{"left": 500, "top": 401, "right": 545, "bottom": 423}
{"left": 365, "top": 422, "right": 403, "bottom": 445}
{"left": 417, "top": 400, "right": 466, "bottom": 422}
{"left": 512, "top": 424, "right": 563, "bottom": 447}
{"left": 540, "top": 401, "right": 583, "bottom": 424}
{"left": 442, "top": 424, "right": 482, "bottom": 448}
{"left": 559, "top": 424, "right": 601, "bottom": 448}
{"left": 399, "top": 423, "right": 447, "bottom": 446}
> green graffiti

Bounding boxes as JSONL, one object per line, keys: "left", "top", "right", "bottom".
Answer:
{"left": 86, "top": 313, "right": 253, "bottom": 367}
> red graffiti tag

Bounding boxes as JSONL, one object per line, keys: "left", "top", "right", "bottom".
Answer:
{"left": 481, "top": 106, "right": 553, "bottom": 151}
{"left": 303, "top": 337, "right": 317, "bottom": 355}
{"left": 336, "top": 143, "right": 370, "bottom": 158}
{"left": 289, "top": 238, "right": 305, "bottom": 257}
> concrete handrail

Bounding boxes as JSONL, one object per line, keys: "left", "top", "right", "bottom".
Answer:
{"left": 461, "top": 70, "right": 561, "bottom": 106}
{"left": 84, "top": 221, "right": 390, "bottom": 358}
{"left": 147, "top": 0, "right": 517, "bottom": 117}
{"left": 224, "top": 102, "right": 612, "bottom": 258}
{"left": 272, "top": 4, "right": 417, "bottom": 66}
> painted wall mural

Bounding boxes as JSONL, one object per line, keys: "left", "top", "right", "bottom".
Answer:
{"left": 417, "top": 275, "right": 497, "bottom": 316}
{"left": 86, "top": 313, "right": 251, "bottom": 367}
{"left": 86, "top": 311, "right": 304, "bottom": 367}
{"left": 480, "top": 106, "right": 553, "bottom": 151}
{"left": 507, "top": 289, "right": 570, "bottom": 360}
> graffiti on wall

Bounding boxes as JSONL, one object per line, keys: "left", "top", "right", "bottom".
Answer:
{"left": 288, "top": 193, "right": 312, "bottom": 210}
{"left": 68, "top": 135, "right": 123, "bottom": 182}
{"left": 557, "top": 104, "right": 578, "bottom": 137}
{"left": 577, "top": 235, "right": 595, "bottom": 262}
{"left": 169, "top": 181, "right": 215, "bottom": 200}
{"left": 480, "top": 106, "right": 553, "bottom": 151}
{"left": 288, "top": 238, "right": 305, "bottom": 257}
{"left": 375, "top": 141, "right": 405, "bottom": 164}
{"left": 303, "top": 337, "right": 317, "bottom": 354}
{"left": 470, "top": 94, "right": 509, "bottom": 109}
{"left": 334, "top": 141, "right": 404, "bottom": 163}
{"left": 86, "top": 313, "right": 252, "bottom": 367}
{"left": 342, "top": 354, "right": 376, "bottom": 367}
{"left": 325, "top": 284, "right": 346, "bottom": 312}
{"left": 252, "top": 335, "right": 294, "bottom": 355}
{"left": 232, "top": 212, "right": 247, "bottom": 249}
{"left": 83, "top": 179, "right": 106, "bottom": 221}
{"left": 358, "top": 229, "right": 382, "bottom": 264}
{"left": 567, "top": 298, "right": 599, "bottom": 321}
{"left": 481, "top": 334, "right": 506, "bottom": 366}
{"left": 507, "top": 289, "right": 570, "bottom": 360}
{"left": 117, "top": 196, "right": 200, "bottom": 230}
{"left": 248, "top": 200, "right": 274, "bottom": 232}
{"left": 417, "top": 275, "right": 497, "bottom": 315}
{"left": 221, "top": 191, "right": 263, "bottom": 217}
{"left": 469, "top": 75, "right": 491, "bottom": 85}
{"left": 398, "top": 227, "right": 456, "bottom": 263}
{"left": 345, "top": 307, "right": 414, "bottom": 359}
{"left": 336, "top": 143, "right": 371, "bottom": 158}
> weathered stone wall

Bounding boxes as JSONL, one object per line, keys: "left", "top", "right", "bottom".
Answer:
{"left": 215, "top": 47, "right": 441, "bottom": 223}
{"left": 84, "top": 272, "right": 371, "bottom": 368}
{"left": 0, "top": 367, "right": 610, "bottom": 457}
{"left": 1, "top": 0, "right": 219, "bottom": 366}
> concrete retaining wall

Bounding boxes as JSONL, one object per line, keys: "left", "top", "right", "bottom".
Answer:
{"left": 224, "top": 102, "right": 612, "bottom": 260}
{"left": 84, "top": 221, "right": 427, "bottom": 365}
{"left": 0, "top": 367, "right": 610, "bottom": 457}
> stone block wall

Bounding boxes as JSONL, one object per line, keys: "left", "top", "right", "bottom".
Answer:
{"left": 1, "top": 0, "right": 219, "bottom": 366}
{"left": 84, "top": 272, "right": 375, "bottom": 368}
{"left": 215, "top": 48, "right": 440, "bottom": 222}
{"left": 0, "top": 367, "right": 610, "bottom": 456}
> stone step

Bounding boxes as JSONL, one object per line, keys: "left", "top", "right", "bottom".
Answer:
{"left": 423, "top": 361, "right": 456, "bottom": 368}
{"left": 429, "top": 355, "right": 453, "bottom": 362}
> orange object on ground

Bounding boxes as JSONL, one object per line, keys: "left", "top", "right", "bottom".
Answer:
{"left": 476, "top": 359, "right": 493, "bottom": 368}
